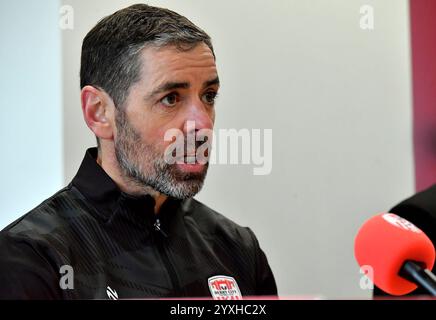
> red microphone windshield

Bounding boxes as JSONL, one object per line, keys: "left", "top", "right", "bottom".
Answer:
{"left": 354, "top": 213, "right": 435, "bottom": 295}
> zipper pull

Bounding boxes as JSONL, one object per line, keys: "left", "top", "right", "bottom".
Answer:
{"left": 153, "top": 218, "right": 168, "bottom": 238}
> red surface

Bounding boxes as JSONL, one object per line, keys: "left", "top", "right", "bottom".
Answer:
{"left": 354, "top": 213, "right": 435, "bottom": 295}
{"left": 410, "top": 0, "right": 436, "bottom": 191}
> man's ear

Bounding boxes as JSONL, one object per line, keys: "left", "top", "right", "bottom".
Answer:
{"left": 81, "top": 85, "right": 114, "bottom": 141}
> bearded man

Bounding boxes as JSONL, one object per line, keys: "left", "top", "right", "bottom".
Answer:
{"left": 0, "top": 4, "right": 277, "bottom": 299}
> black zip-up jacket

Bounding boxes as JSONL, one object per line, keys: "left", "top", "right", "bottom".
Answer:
{"left": 0, "top": 148, "right": 277, "bottom": 299}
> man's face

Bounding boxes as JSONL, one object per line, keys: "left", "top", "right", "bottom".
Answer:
{"left": 113, "top": 43, "right": 219, "bottom": 199}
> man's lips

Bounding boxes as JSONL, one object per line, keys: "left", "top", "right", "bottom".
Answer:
{"left": 173, "top": 155, "right": 207, "bottom": 172}
{"left": 176, "top": 161, "right": 206, "bottom": 173}
{"left": 174, "top": 153, "right": 209, "bottom": 164}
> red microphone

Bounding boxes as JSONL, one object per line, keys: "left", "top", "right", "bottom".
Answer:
{"left": 354, "top": 213, "right": 436, "bottom": 296}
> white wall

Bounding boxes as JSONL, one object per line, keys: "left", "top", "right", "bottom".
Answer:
{"left": 0, "top": 0, "right": 63, "bottom": 228}
{"left": 2, "top": 0, "right": 414, "bottom": 299}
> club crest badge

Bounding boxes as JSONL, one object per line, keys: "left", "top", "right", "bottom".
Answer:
{"left": 208, "top": 275, "right": 242, "bottom": 300}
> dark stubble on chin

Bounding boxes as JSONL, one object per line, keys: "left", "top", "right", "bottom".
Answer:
{"left": 113, "top": 109, "right": 209, "bottom": 199}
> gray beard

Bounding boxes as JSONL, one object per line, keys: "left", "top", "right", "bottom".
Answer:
{"left": 114, "top": 110, "right": 208, "bottom": 199}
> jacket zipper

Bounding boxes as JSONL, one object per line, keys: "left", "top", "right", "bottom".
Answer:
{"left": 153, "top": 218, "right": 183, "bottom": 297}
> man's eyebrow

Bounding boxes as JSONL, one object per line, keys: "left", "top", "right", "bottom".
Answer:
{"left": 203, "top": 76, "right": 220, "bottom": 89}
{"left": 146, "top": 77, "right": 220, "bottom": 100}
{"left": 147, "top": 81, "right": 190, "bottom": 100}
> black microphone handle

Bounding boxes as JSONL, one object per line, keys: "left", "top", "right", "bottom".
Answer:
{"left": 399, "top": 260, "right": 436, "bottom": 296}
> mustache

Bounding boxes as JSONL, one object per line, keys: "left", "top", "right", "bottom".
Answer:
{"left": 164, "top": 134, "right": 212, "bottom": 164}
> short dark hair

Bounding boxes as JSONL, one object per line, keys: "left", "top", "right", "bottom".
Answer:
{"left": 80, "top": 3, "right": 214, "bottom": 109}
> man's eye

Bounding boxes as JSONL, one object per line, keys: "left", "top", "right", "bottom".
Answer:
{"left": 160, "top": 93, "right": 179, "bottom": 107}
{"left": 202, "top": 91, "right": 218, "bottom": 105}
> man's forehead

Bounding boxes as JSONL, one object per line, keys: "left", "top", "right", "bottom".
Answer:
{"left": 139, "top": 44, "right": 217, "bottom": 82}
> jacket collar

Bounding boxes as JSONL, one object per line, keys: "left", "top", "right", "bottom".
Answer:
{"left": 71, "top": 147, "right": 181, "bottom": 226}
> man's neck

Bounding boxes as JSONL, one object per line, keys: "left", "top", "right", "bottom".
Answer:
{"left": 96, "top": 150, "right": 168, "bottom": 214}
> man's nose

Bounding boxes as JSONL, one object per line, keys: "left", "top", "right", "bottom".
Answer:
{"left": 182, "top": 99, "right": 214, "bottom": 134}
